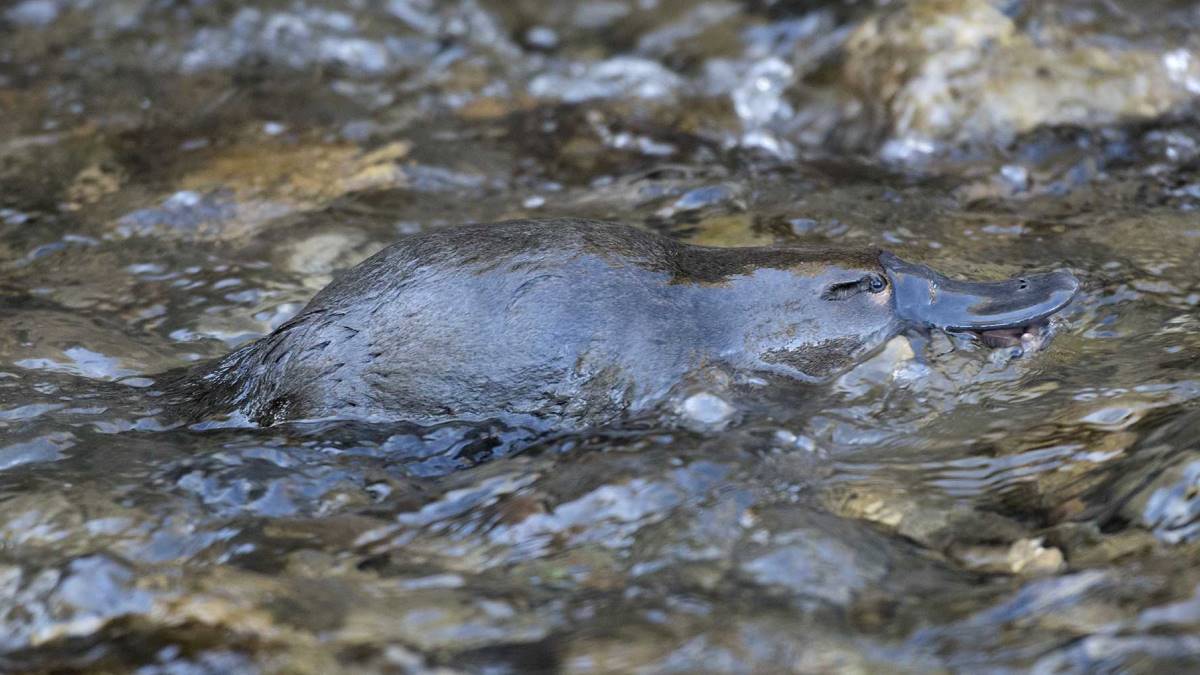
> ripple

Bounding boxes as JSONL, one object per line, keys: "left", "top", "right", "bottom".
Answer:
{"left": 0, "top": 432, "right": 74, "bottom": 471}
{"left": 15, "top": 347, "right": 141, "bottom": 380}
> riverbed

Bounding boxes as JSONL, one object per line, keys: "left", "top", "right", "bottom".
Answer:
{"left": 2, "top": 1, "right": 1200, "bottom": 672}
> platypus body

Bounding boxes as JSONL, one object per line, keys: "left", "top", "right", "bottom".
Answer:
{"left": 174, "top": 219, "right": 1078, "bottom": 427}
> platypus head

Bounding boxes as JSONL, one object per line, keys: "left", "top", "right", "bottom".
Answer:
{"left": 742, "top": 252, "right": 903, "bottom": 380}
{"left": 743, "top": 249, "right": 1078, "bottom": 380}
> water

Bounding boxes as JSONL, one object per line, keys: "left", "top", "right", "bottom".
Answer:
{"left": 2, "top": 0, "right": 1200, "bottom": 672}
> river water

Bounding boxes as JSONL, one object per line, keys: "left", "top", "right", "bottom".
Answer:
{"left": 2, "top": 1, "right": 1200, "bottom": 672}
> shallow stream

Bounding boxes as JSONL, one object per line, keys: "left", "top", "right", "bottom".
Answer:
{"left": 2, "top": 1, "right": 1200, "bottom": 672}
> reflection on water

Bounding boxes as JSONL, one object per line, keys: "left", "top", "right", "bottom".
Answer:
{"left": 3, "top": 0, "right": 1200, "bottom": 672}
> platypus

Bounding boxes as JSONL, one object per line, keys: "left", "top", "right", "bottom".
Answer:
{"left": 172, "top": 218, "right": 1078, "bottom": 427}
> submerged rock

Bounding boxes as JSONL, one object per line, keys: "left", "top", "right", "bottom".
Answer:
{"left": 843, "top": 0, "right": 1200, "bottom": 158}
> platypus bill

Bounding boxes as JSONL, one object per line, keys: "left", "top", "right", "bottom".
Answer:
{"left": 171, "top": 219, "right": 1079, "bottom": 427}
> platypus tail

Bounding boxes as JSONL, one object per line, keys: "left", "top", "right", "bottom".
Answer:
{"left": 159, "top": 316, "right": 310, "bottom": 426}
{"left": 157, "top": 348, "right": 257, "bottom": 425}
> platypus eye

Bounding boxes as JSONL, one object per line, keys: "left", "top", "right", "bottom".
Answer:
{"left": 822, "top": 274, "right": 887, "bottom": 301}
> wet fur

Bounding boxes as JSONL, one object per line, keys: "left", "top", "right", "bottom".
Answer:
{"left": 168, "top": 219, "right": 898, "bottom": 427}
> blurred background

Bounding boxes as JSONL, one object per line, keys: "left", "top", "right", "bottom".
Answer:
{"left": 2, "top": 1, "right": 1200, "bottom": 673}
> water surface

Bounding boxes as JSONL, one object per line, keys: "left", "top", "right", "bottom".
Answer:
{"left": 2, "top": 1, "right": 1200, "bottom": 672}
